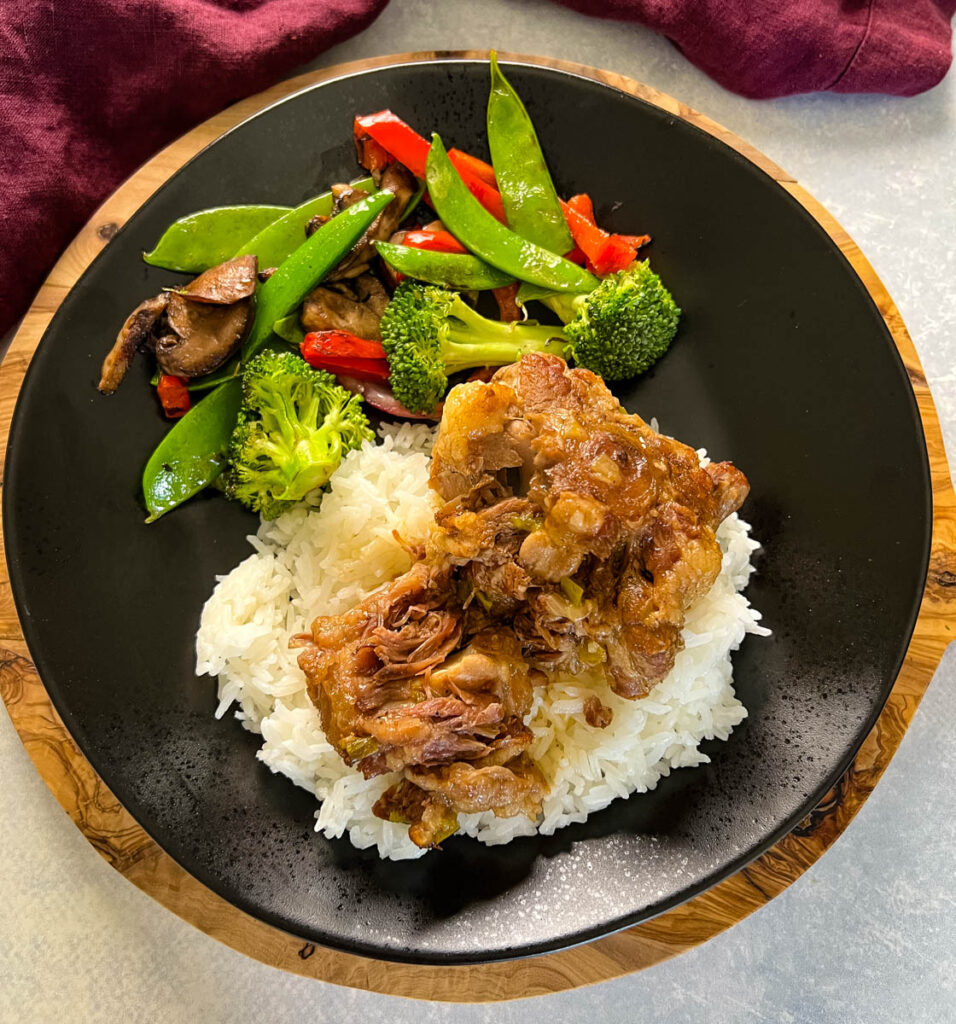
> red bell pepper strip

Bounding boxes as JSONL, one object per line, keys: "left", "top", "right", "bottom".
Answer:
{"left": 354, "top": 111, "right": 506, "bottom": 222}
{"left": 561, "top": 199, "right": 637, "bottom": 276}
{"left": 447, "top": 149, "right": 497, "bottom": 188}
{"left": 400, "top": 229, "right": 469, "bottom": 254}
{"left": 353, "top": 111, "right": 431, "bottom": 178}
{"left": 352, "top": 117, "right": 391, "bottom": 176}
{"left": 302, "top": 354, "right": 391, "bottom": 382}
{"left": 618, "top": 233, "right": 652, "bottom": 250}
{"left": 156, "top": 374, "right": 191, "bottom": 419}
{"left": 301, "top": 331, "right": 390, "bottom": 381}
{"left": 566, "top": 193, "right": 595, "bottom": 223}
{"left": 302, "top": 330, "right": 387, "bottom": 361}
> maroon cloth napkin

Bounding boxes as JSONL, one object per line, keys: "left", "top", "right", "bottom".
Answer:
{"left": 1, "top": 0, "right": 953, "bottom": 341}
{"left": 555, "top": 0, "right": 956, "bottom": 99}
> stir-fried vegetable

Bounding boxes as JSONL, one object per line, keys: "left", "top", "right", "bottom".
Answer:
{"left": 375, "top": 240, "right": 515, "bottom": 291}
{"left": 221, "top": 350, "right": 372, "bottom": 519}
{"left": 353, "top": 111, "right": 507, "bottom": 221}
{"left": 537, "top": 261, "right": 681, "bottom": 380}
{"left": 561, "top": 194, "right": 649, "bottom": 276}
{"left": 234, "top": 176, "right": 376, "bottom": 268}
{"left": 426, "top": 133, "right": 598, "bottom": 294}
{"left": 112, "top": 53, "right": 681, "bottom": 524}
{"left": 143, "top": 205, "right": 291, "bottom": 273}
{"left": 301, "top": 330, "right": 391, "bottom": 381}
{"left": 379, "top": 281, "right": 566, "bottom": 414}
{"left": 243, "top": 190, "right": 394, "bottom": 361}
{"left": 141, "top": 377, "right": 243, "bottom": 522}
{"left": 156, "top": 374, "right": 191, "bottom": 418}
{"left": 486, "top": 53, "right": 573, "bottom": 254}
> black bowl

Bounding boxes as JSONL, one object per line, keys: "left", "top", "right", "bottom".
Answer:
{"left": 3, "top": 59, "right": 930, "bottom": 964}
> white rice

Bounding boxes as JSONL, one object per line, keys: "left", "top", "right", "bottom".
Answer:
{"left": 196, "top": 423, "right": 769, "bottom": 860}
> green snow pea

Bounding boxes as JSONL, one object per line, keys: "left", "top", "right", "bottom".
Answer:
{"left": 234, "top": 176, "right": 376, "bottom": 268}
{"left": 375, "top": 240, "right": 515, "bottom": 291}
{"left": 272, "top": 314, "right": 306, "bottom": 348}
{"left": 426, "top": 134, "right": 597, "bottom": 294}
{"left": 143, "top": 205, "right": 291, "bottom": 273}
{"left": 243, "top": 189, "right": 395, "bottom": 361}
{"left": 142, "top": 377, "right": 242, "bottom": 522}
{"left": 487, "top": 53, "right": 572, "bottom": 255}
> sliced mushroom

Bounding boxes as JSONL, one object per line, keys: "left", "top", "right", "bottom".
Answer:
{"left": 301, "top": 273, "right": 390, "bottom": 340}
{"left": 98, "top": 294, "right": 168, "bottom": 394}
{"left": 174, "top": 254, "right": 257, "bottom": 304}
{"left": 155, "top": 292, "right": 252, "bottom": 377}
{"left": 329, "top": 163, "right": 420, "bottom": 281}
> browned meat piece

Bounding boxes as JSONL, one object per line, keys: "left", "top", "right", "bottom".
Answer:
{"left": 156, "top": 291, "right": 251, "bottom": 377}
{"left": 300, "top": 273, "right": 389, "bottom": 340}
{"left": 372, "top": 779, "right": 459, "bottom": 848}
{"left": 295, "top": 565, "right": 536, "bottom": 783}
{"left": 174, "top": 255, "right": 257, "bottom": 304}
{"left": 98, "top": 294, "right": 167, "bottom": 393}
{"left": 328, "top": 163, "right": 419, "bottom": 280}
{"left": 583, "top": 696, "right": 613, "bottom": 728}
{"left": 374, "top": 755, "right": 547, "bottom": 849}
{"left": 407, "top": 755, "right": 547, "bottom": 818}
{"left": 429, "top": 380, "right": 533, "bottom": 501}
{"left": 428, "top": 354, "right": 749, "bottom": 697}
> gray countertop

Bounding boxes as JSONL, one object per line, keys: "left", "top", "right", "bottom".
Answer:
{"left": 2, "top": 2, "right": 954, "bottom": 1020}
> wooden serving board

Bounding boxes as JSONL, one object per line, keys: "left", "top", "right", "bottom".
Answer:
{"left": 1, "top": 52, "right": 955, "bottom": 1002}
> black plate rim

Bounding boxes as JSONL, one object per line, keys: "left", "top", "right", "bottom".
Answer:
{"left": 2, "top": 57, "right": 934, "bottom": 965}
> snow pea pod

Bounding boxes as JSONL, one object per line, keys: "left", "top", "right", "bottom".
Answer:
{"left": 243, "top": 190, "right": 395, "bottom": 361}
{"left": 375, "top": 240, "right": 515, "bottom": 290}
{"left": 426, "top": 134, "right": 597, "bottom": 294}
{"left": 234, "top": 176, "right": 375, "bottom": 268}
{"left": 272, "top": 314, "right": 305, "bottom": 348}
{"left": 142, "top": 377, "right": 242, "bottom": 522}
{"left": 143, "top": 205, "right": 291, "bottom": 273}
{"left": 487, "top": 53, "right": 572, "bottom": 255}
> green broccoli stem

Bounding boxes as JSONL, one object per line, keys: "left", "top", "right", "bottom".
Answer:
{"left": 540, "top": 292, "right": 587, "bottom": 325}
{"left": 442, "top": 293, "right": 568, "bottom": 370}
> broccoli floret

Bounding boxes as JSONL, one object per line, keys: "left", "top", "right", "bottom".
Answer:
{"left": 222, "top": 349, "right": 372, "bottom": 519}
{"left": 379, "top": 282, "right": 567, "bottom": 414}
{"left": 541, "top": 261, "right": 680, "bottom": 381}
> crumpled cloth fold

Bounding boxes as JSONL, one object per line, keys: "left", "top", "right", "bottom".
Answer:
{"left": 1, "top": 0, "right": 953, "bottom": 339}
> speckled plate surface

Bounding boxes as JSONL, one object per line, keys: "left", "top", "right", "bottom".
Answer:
{"left": 2, "top": 60, "right": 931, "bottom": 964}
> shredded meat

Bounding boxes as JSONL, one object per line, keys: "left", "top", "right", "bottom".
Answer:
{"left": 295, "top": 353, "right": 749, "bottom": 847}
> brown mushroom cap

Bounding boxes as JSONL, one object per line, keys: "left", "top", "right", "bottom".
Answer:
{"left": 98, "top": 294, "right": 168, "bottom": 394}
{"left": 174, "top": 254, "right": 257, "bottom": 304}
{"left": 301, "top": 274, "right": 389, "bottom": 340}
{"left": 155, "top": 293, "right": 252, "bottom": 377}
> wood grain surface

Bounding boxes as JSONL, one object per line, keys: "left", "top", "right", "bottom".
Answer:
{"left": 1, "top": 52, "right": 954, "bottom": 1002}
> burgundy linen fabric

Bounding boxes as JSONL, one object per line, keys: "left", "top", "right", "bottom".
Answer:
{"left": 553, "top": 0, "right": 956, "bottom": 99}
{"left": 1, "top": 0, "right": 954, "bottom": 340}
{"left": 0, "top": 0, "right": 388, "bottom": 340}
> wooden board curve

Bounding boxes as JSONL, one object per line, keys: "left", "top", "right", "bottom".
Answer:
{"left": 1, "top": 52, "right": 954, "bottom": 1002}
